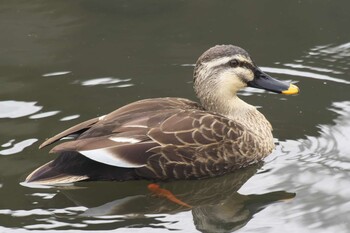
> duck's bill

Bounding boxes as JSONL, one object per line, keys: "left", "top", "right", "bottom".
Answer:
{"left": 247, "top": 68, "right": 299, "bottom": 95}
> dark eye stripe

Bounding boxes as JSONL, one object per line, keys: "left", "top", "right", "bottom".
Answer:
{"left": 240, "top": 61, "right": 255, "bottom": 71}
{"left": 212, "top": 59, "right": 255, "bottom": 71}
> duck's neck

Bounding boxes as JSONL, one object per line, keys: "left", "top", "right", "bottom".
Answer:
{"left": 204, "top": 96, "right": 273, "bottom": 138}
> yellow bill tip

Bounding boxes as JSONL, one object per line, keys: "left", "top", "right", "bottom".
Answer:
{"left": 282, "top": 84, "right": 299, "bottom": 95}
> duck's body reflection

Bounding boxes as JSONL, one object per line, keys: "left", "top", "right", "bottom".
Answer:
{"left": 52, "top": 162, "right": 294, "bottom": 232}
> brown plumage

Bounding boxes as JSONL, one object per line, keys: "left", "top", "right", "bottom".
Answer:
{"left": 25, "top": 45, "right": 299, "bottom": 184}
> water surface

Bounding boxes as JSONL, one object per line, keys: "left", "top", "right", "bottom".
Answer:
{"left": 1, "top": 1, "right": 350, "bottom": 232}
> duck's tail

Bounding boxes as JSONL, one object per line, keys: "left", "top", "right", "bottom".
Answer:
{"left": 24, "top": 151, "right": 138, "bottom": 185}
{"left": 25, "top": 160, "right": 89, "bottom": 185}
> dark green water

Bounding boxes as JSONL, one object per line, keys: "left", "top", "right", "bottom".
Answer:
{"left": 1, "top": 1, "right": 350, "bottom": 232}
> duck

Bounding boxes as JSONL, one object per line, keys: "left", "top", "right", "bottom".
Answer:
{"left": 25, "top": 45, "right": 299, "bottom": 185}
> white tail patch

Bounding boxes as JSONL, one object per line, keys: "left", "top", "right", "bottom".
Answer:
{"left": 109, "top": 137, "right": 140, "bottom": 144}
{"left": 79, "top": 148, "right": 145, "bottom": 168}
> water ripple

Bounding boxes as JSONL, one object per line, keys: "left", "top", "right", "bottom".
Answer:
{"left": 316, "top": 42, "right": 350, "bottom": 58}
{"left": 81, "top": 77, "right": 133, "bottom": 87}
{"left": 0, "top": 101, "right": 42, "bottom": 119}
{"left": 280, "top": 42, "right": 350, "bottom": 84}
{"left": 0, "top": 138, "right": 38, "bottom": 155}
{"left": 283, "top": 63, "right": 343, "bottom": 74}
{"left": 42, "top": 71, "right": 71, "bottom": 77}
{"left": 261, "top": 67, "right": 350, "bottom": 85}
{"left": 25, "top": 219, "right": 86, "bottom": 230}
{"left": 60, "top": 114, "right": 80, "bottom": 121}
{"left": 29, "top": 111, "right": 60, "bottom": 119}
{"left": 30, "top": 193, "right": 56, "bottom": 200}
{"left": 283, "top": 101, "right": 350, "bottom": 171}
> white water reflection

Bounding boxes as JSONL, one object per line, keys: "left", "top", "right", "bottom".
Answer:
{"left": 81, "top": 77, "right": 132, "bottom": 87}
{"left": 0, "top": 206, "right": 109, "bottom": 230}
{"left": 29, "top": 111, "right": 60, "bottom": 119}
{"left": 30, "top": 193, "right": 56, "bottom": 200}
{"left": 315, "top": 42, "right": 350, "bottom": 59}
{"left": 2, "top": 139, "right": 15, "bottom": 147}
{"left": 283, "top": 63, "right": 343, "bottom": 74}
{"left": 42, "top": 71, "right": 71, "bottom": 77}
{"left": 261, "top": 67, "right": 350, "bottom": 85}
{"left": 0, "top": 100, "right": 81, "bottom": 121}
{"left": 108, "top": 83, "right": 134, "bottom": 88}
{"left": 60, "top": 114, "right": 80, "bottom": 121}
{"left": 306, "top": 43, "right": 350, "bottom": 69}
{"left": 267, "top": 42, "right": 350, "bottom": 87}
{"left": 0, "top": 139, "right": 38, "bottom": 155}
{"left": 0, "top": 101, "right": 42, "bottom": 119}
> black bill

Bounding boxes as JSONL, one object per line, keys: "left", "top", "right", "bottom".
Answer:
{"left": 247, "top": 68, "right": 299, "bottom": 95}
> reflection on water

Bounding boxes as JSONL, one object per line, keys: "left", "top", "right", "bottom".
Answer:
{"left": 0, "top": 138, "right": 38, "bottom": 156}
{"left": 0, "top": 101, "right": 42, "bottom": 119}
{"left": 0, "top": 100, "right": 73, "bottom": 156}
{"left": 42, "top": 71, "right": 72, "bottom": 77}
{"left": 192, "top": 191, "right": 294, "bottom": 233}
{"left": 295, "top": 101, "right": 350, "bottom": 168}
{"left": 29, "top": 111, "right": 60, "bottom": 119}
{"left": 15, "top": 163, "right": 294, "bottom": 232}
{"left": 60, "top": 114, "right": 80, "bottom": 121}
{"left": 80, "top": 77, "right": 134, "bottom": 88}
{"left": 239, "top": 100, "right": 350, "bottom": 232}
{"left": 261, "top": 67, "right": 350, "bottom": 85}
{"left": 280, "top": 101, "right": 350, "bottom": 174}
{"left": 263, "top": 42, "right": 350, "bottom": 85}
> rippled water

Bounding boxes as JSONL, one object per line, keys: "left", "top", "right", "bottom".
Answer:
{"left": 1, "top": 1, "right": 350, "bottom": 232}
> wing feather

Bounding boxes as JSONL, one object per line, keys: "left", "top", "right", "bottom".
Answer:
{"left": 37, "top": 97, "right": 249, "bottom": 175}
{"left": 39, "top": 117, "right": 99, "bottom": 149}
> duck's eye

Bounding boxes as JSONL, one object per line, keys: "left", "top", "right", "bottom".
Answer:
{"left": 229, "top": 59, "right": 239, "bottom": 67}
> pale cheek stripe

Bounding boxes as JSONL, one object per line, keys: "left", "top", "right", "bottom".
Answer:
{"left": 203, "top": 57, "right": 232, "bottom": 69}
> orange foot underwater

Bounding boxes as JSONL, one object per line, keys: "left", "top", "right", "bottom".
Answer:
{"left": 148, "top": 183, "right": 192, "bottom": 208}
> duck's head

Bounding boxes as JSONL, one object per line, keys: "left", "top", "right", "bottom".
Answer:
{"left": 193, "top": 45, "right": 299, "bottom": 113}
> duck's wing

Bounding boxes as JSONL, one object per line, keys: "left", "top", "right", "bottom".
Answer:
{"left": 39, "top": 117, "right": 100, "bottom": 149}
{"left": 41, "top": 98, "right": 223, "bottom": 168}
{"left": 39, "top": 97, "right": 202, "bottom": 149}
{"left": 33, "top": 97, "right": 253, "bottom": 181}
{"left": 56, "top": 111, "right": 244, "bottom": 173}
